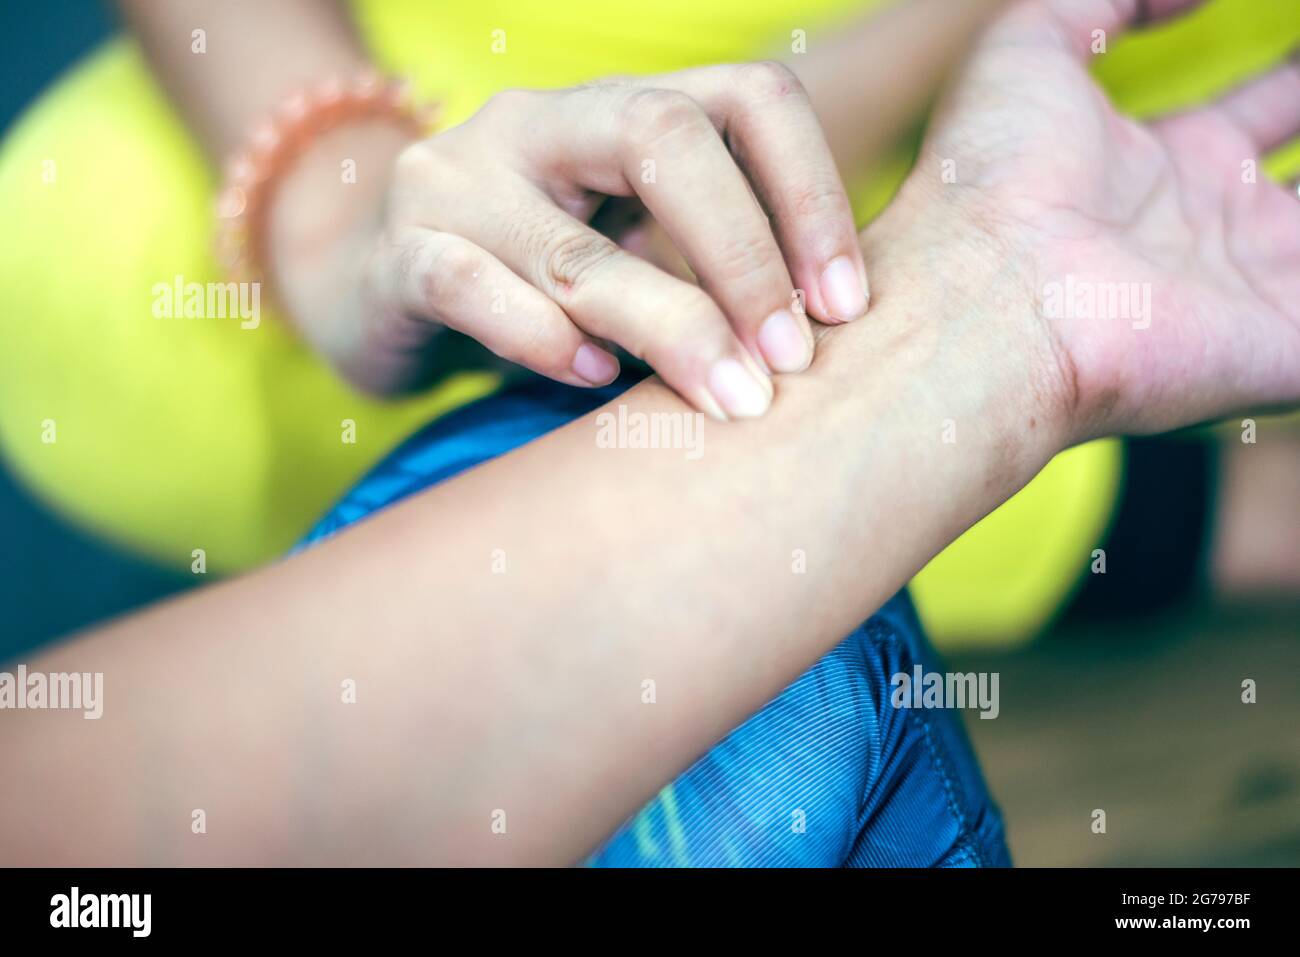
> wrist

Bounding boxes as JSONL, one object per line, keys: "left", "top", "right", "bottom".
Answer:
{"left": 265, "top": 120, "right": 414, "bottom": 352}
{"left": 214, "top": 71, "right": 433, "bottom": 327}
{"left": 819, "top": 197, "right": 1071, "bottom": 498}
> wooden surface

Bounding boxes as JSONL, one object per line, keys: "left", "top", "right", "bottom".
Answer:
{"left": 954, "top": 602, "right": 1300, "bottom": 866}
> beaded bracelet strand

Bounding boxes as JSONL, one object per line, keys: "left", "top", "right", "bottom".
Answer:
{"left": 214, "top": 72, "right": 437, "bottom": 284}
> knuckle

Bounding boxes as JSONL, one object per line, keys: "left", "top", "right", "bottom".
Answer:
{"left": 393, "top": 141, "right": 441, "bottom": 183}
{"left": 391, "top": 140, "right": 469, "bottom": 207}
{"left": 626, "top": 88, "right": 711, "bottom": 148}
{"left": 712, "top": 229, "right": 783, "bottom": 285}
{"left": 539, "top": 229, "right": 620, "bottom": 296}
{"left": 421, "top": 239, "right": 483, "bottom": 302}
{"left": 732, "top": 60, "right": 802, "bottom": 101}
{"left": 785, "top": 178, "right": 847, "bottom": 223}
{"left": 388, "top": 235, "right": 427, "bottom": 297}
{"left": 479, "top": 87, "right": 536, "bottom": 118}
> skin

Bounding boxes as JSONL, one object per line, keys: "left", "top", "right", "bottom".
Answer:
{"left": 118, "top": 0, "right": 999, "bottom": 413}
{"left": 5, "top": 0, "right": 1297, "bottom": 865}
{"left": 787, "top": 0, "right": 1010, "bottom": 178}
{"left": 362, "top": 66, "right": 868, "bottom": 417}
{"left": 919, "top": 0, "right": 1300, "bottom": 438}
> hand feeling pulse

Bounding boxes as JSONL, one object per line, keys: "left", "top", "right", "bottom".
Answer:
{"left": 269, "top": 63, "right": 869, "bottom": 419}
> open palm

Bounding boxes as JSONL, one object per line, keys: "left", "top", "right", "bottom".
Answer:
{"left": 911, "top": 0, "right": 1300, "bottom": 438}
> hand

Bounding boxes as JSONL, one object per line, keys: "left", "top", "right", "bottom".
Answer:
{"left": 874, "top": 0, "right": 1300, "bottom": 443}
{"left": 270, "top": 64, "right": 869, "bottom": 420}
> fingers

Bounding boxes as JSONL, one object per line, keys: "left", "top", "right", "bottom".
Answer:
{"left": 374, "top": 226, "right": 620, "bottom": 388}
{"left": 993, "top": 0, "right": 1205, "bottom": 62}
{"left": 537, "top": 84, "right": 814, "bottom": 375}
{"left": 442, "top": 186, "right": 773, "bottom": 419}
{"left": 390, "top": 66, "right": 865, "bottom": 413}
{"left": 1210, "top": 56, "right": 1300, "bottom": 154}
{"left": 660, "top": 62, "right": 869, "bottom": 327}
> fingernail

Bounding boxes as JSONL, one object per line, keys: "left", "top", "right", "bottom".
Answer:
{"left": 758, "top": 309, "right": 812, "bottom": 373}
{"left": 571, "top": 343, "right": 619, "bottom": 385}
{"left": 708, "top": 357, "right": 771, "bottom": 419}
{"left": 819, "top": 256, "right": 869, "bottom": 322}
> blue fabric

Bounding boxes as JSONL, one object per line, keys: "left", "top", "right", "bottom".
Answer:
{"left": 299, "top": 374, "right": 1011, "bottom": 867}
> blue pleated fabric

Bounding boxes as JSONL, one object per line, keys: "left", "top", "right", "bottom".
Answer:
{"left": 298, "top": 373, "right": 1011, "bottom": 867}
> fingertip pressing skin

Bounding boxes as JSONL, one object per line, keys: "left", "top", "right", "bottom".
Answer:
{"left": 757, "top": 308, "right": 813, "bottom": 373}
{"left": 819, "top": 255, "right": 870, "bottom": 323}
{"left": 390, "top": 68, "right": 869, "bottom": 412}
{"left": 707, "top": 355, "right": 772, "bottom": 419}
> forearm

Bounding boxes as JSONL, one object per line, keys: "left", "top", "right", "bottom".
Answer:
{"left": 117, "top": 0, "right": 370, "bottom": 161}
{"left": 0, "top": 210, "right": 1062, "bottom": 865}
{"left": 790, "top": 0, "right": 1007, "bottom": 179}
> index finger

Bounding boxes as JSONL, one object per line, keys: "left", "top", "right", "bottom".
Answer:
{"left": 663, "top": 61, "right": 870, "bottom": 325}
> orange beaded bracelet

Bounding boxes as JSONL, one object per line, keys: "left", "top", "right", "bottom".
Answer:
{"left": 214, "top": 72, "right": 438, "bottom": 284}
